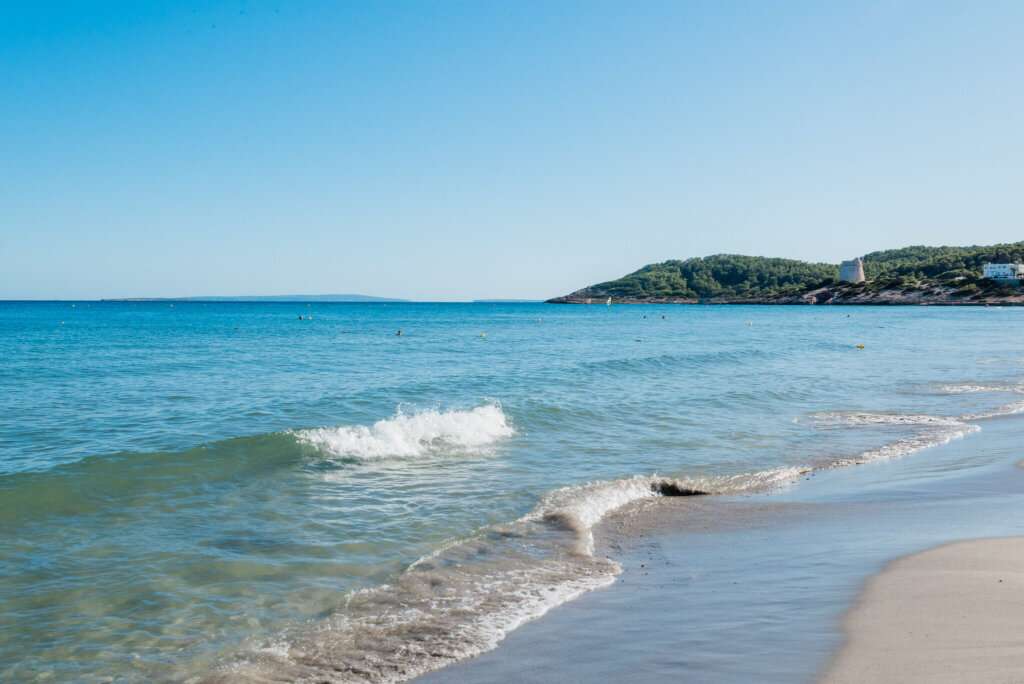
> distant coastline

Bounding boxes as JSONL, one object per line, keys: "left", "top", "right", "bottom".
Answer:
{"left": 549, "top": 242, "right": 1024, "bottom": 306}
{"left": 100, "top": 294, "right": 408, "bottom": 303}
{"left": 548, "top": 284, "right": 1024, "bottom": 306}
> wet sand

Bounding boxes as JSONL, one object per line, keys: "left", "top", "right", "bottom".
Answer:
{"left": 823, "top": 537, "right": 1024, "bottom": 684}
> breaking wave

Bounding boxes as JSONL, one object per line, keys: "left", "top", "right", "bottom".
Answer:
{"left": 937, "top": 383, "right": 1021, "bottom": 394}
{"left": 960, "top": 400, "right": 1024, "bottom": 421}
{"left": 805, "top": 411, "right": 966, "bottom": 429}
{"left": 804, "top": 410, "right": 979, "bottom": 467}
{"left": 293, "top": 404, "right": 514, "bottom": 460}
{"left": 804, "top": 396, "right": 1024, "bottom": 468}
{"left": 209, "top": 395, "right": 1024, "bottom": 683}
{"left": 209, "top": 466, "right": 804, "bottom": 683}
{"left": 525, "top": 468, "right": 807, "bottom": 554}
{"left": 825, "top": 423, "right": 980, "bottom": 467}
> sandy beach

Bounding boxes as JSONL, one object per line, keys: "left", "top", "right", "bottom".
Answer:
{"left": 824, "top": 537, "right": 1024, "bottom": 684}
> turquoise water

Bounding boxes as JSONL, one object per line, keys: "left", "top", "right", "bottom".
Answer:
{"left": 2, "top": 302, "right": 1022, "bottom": 682}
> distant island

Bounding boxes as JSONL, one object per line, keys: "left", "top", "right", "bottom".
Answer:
{"left": 548, "top": 243, "right": 1024, "bottom": 306}
{"left": 104, "top": 294, "right": 407, "bottom": 303}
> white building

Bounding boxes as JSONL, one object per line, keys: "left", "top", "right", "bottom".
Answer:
{"left": 982, "top": 263, "right": 1024, "bottom": 281}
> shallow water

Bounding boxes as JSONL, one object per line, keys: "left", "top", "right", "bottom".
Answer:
{"left": 2, "top": 301, "right": 1022, "bottom": 681}
{"left": 420, "top": 413, "right": 1024, "bottom": 683}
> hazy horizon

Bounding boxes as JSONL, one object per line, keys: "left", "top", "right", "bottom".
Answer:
{"left": 3, "top": 1, "right": 1022, "bottom": 300}
{"left": 3, "top": 240, "right": 1023, "bottom": 302}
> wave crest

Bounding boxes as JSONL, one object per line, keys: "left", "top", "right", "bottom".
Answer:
{"left": 293, "top": 404, "right": 514, "bottom": 460}
{"left": 961, "top": 400, "right": 1024, "bottom": 421}
{"left": 527, "top": 468, "right": 805, "bottom": 554}
{"left": 806, "top": 411, "right": 965, "bottom": 428}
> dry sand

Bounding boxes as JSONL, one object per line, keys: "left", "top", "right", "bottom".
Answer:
{"left": 823, "top": 537, "right": 1024, "bottom": 684}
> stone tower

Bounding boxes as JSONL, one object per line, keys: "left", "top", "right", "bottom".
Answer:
{"left": 839, "top": 257, "right": 866, "bottom": 283}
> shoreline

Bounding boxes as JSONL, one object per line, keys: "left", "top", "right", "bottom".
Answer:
{"left": 416, "top": 412, "right": 1024, "bottom": 683}
{"left": 546, "top": 297, "right": 1024, "bottom": 306}
{"left": 823, "top": 537, "right": 1024, "bottom": 684}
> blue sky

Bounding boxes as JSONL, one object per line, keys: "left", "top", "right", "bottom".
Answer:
{"left": 2, "top": 1, "right": 1021, "bottom": 300}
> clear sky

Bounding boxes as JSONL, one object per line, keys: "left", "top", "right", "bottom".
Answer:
{"left": 2, "top": 1, "right": 1021, "bottom": 300}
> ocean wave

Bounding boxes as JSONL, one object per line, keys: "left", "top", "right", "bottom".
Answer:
{"left": 571, "top": 346, "right": 776, "bottom": 380}
{"left": 211, "top": 400, "right": 1020, "bottom": 682}
{"left": 802, "top": 409, "right": 985, "bottom": 468}
{"left": 960, "top": 400, "right": 1024, "bottom": 421}
{"left": 807, "top": 400, "right": 1024, "bottom": 468}
{"left": 526, "top": 468, "right": 806, "bottom": 554}
{"left": 1, "top": 405, "right": 515, "bottom": 525}
{"left": 211, "top": 465, "right": 805, "bottom": 683}
{"left": 293, "top": 404, "right": 514, "bottom": 460}
{"left": 825, "top": 422, "right": 980, "bottom": 468}
{"left": 0, "top": 433, "right": 302, "bottom": 525}
{"left": 936, "top": 383, "right": 1020, "bottom": 394}
{"left": 805, "top": 411, "right": 966, "bottom": 428}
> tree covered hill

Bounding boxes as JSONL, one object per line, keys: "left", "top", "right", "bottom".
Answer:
{"left": 567, "top": 255, "right": 837, "bottom": 300}
{"left": 863, "top": 243, "right": 1024, "bottom": 280}
{"left": 550, "top": 242, "right": 1024, "bottom": 303}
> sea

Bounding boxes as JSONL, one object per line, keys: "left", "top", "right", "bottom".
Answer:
{"left": 2, "top": 301, "right": 1023, "bottom": 682}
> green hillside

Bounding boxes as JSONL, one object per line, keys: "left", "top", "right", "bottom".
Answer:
{"left": 863, "top": 243, "right": 1024, "bottom": 280}
{"left": 555, "top": 242, "right": 1024, "bottom": 301}
{"left": 578, "top": 255, "right": 836, "bottom": 300}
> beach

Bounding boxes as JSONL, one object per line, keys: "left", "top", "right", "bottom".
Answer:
{"left": 824, "top": 537, "right": 1024, "bottom": 684}
{"left": 7, "top": 1, "right": 1024, "bottom": 680}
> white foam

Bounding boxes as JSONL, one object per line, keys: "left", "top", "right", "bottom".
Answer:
{"left": 807, "top": 411, "right": 965, "bottom": 428}
{"left": 828, "top": 422, "right": 980, "bottom": 468}
{"left": 961, "top": 400, "right": 1024, "bottom": 421}
{"left": 525, "top": 467, "right": 806, "bottom": 554}
{"left": 293, "top": 404, "right": 514, "bottom": 460}
{"left": 687, "top": 466, "right": 810, "bottom": 494}
{"left": 937, "top": 383, "right": 1016, "bottom": 395}
{"left": 531, "top": 477, "right": 658, "bottom": 530}
{"left": 806, "top": 407, "right": 999, "bottom": 468}
{"left": 461, "top": 563, "right": 619, "bottom": 662}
